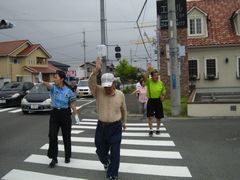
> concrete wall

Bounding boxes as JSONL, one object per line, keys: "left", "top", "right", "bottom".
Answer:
{"left": 188, "top": 103, "right": 240, "bottom": 117}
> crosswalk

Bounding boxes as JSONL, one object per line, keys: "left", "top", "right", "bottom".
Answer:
{"left": 1, "top": 118, "right": 192, "bottom": 180}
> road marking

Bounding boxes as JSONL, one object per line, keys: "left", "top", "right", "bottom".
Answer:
{"left": 1, "top": 169, "right": 87, "bottom": 180}
{"left": 122, "top": 132, "right": 170, "bottom": 137}
{"left": 41, "top": 144, "right": 181, "bottom": 159}
{"left": 72, "top": 125, "right": 166, "bottom": 131}
{"left": 59, "top": 136, "right": 175, "bottom": 146}
{"left": 0, "top": 108, "right": 16, "bottom": 112}
{"left": 78, "top": 121, "right": 164, "bottom": 127}
{"left": 76, "top": 100, "right": 95, "bottom": 110}
{"left": 9, "top": 108, "right": 22, "bottom": 113}
{"left": 71, "top": 130, "right": 84, "bottom": 134}
{"left": 82, "top": 119, "right": 164, "bottom": 126}
{"left": 25, "top": 155, "right": 192, "bottom": 178}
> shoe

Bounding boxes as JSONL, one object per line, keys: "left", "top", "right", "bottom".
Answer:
{"left": 65, "top": 158, "right": 70, "bottom": 163}
{"left": 149, "top": 130, "right": 153, "bottom": 136}
{"left": 104, "top": 160, "right": 110, "bottom": 171}
{"left": 49, "top": 159, "right": 58, "bottom": 168}
{"left": 107, "top": 176, "right": 118, "bottom": 180}
{"left": 156, "top": 130, "right": 160, "bottom": 135}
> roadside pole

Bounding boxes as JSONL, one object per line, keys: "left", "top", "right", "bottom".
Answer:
{"left": 100, "top": 0, "right": 107, "bottom": 73}
{"left": 168, "top": 0, "right": 181, "bottom": 116}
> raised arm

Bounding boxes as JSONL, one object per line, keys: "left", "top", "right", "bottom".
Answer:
{"left": 88, "top": 57, "right": 101, "bottom": 97}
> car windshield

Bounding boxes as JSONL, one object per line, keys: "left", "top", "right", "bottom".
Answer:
{"left": 78, "top": 80, "right": 88, "bottom": 87}
{"left": 30, "top": 84, "right": 49, "bottom": 93}
{"left": 1, "top": 82, "right": 23, "bottom": 91}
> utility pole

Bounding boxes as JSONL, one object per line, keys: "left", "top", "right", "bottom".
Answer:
{"left": 168, "top": 0, "right": 181, "bottom": 116}
{"left": 156, "top": 15, "right": 160, "bottom": 71}
{"left": 100, "top": 0, "right": 107, "bottom": 73}
{"left": 130, "top": 49, "right": 133, "bottom": 65}
{"left": 82, "top": 30, "right": 87, "bottom": 78}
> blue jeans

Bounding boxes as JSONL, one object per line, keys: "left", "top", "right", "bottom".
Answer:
{"left": 95, "top": 120, "right": 122, "bottom": 178}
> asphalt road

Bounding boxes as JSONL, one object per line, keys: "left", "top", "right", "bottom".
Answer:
{"left": 0, "top": 97, "right": 240, "bottom": 180}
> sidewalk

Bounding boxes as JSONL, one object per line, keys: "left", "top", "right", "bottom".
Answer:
{"left": 125, "top": 94, "right": 240, "bottom": 121}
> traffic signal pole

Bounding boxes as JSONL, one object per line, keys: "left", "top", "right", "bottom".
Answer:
{"left": 168, "top": 0, "right": 181, "bottom": 116}
{"left": 100, "top": 0, "right": 107, "bottom": 73}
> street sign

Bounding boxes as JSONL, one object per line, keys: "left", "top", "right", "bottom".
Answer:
{"left": 156, "top": 0, "right": 187, "bottom": 29}
{"left": 166, "top": 44, "right": 186, "bottom": 59}
{"left": 66, "top": 70, "right": 76, "bottom": 77}
{"left": 97, "top": 44, "right": 107, "bottom": 57}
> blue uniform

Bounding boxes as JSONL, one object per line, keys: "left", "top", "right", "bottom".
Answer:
{"left": 47, "top": 84, "right": 76, "bottom": 162}
{"left": 49, "top": 84, "right": 76, "bottom": 109}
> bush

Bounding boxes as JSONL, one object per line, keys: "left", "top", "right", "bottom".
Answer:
{"left": 163, "top": 96, "right": 188, "bottom": 117}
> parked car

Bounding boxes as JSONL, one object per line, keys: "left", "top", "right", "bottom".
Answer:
{"left": 76, "top": 79, "right": 92, "bottom": 97}
{"left": 21, "top": 83, "right": 52, "bottom": 114}
{"left": 0, "top": 82, "right": 34, "bottom": 107}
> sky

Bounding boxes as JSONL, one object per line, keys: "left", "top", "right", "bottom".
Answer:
{"left": 0, "top": 0, "right": 158, "bottom": 70}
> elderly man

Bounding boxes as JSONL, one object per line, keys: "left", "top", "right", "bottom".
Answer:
{"left": 88, "top": 57, "right": 127, "bottom": 180}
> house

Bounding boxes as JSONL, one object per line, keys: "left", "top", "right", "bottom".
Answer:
{"left": 158, "top": 0, "right": 240, "bottom": 116}
{"left": 187, "top": 0, "right": 240, "bottom": 89}
{"left": 186, "top": 0, "right": 240, "bottom": 116}
{"left": 0, "top": 40, "right": 58, "bottom": 83}
{"left": 48, "top": 60, "right": 70, "bottom": 73}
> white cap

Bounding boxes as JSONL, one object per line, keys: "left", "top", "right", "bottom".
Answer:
{"left": 101, "top": 73, "right": 115, "bottom": 87}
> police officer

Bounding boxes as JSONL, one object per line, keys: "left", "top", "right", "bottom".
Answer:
{"left": 39, "top": 70, "right": 80, "bottom": 168}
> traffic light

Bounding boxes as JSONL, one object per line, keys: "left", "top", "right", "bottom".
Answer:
{"left": 0, "top": 19, "right": 14, "bottom": 29}
{"left": 115, "top": 46, "right": 121, "bottom": 59}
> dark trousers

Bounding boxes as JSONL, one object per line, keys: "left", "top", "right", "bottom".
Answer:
{"left": 95, "top": 120, "right": 122, "bottom": 178}
{"left": 47, "top": 108, "right": 72, "bottom": 160}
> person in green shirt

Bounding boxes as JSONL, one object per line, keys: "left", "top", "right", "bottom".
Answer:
{"left": 143, "top": 68, "right": 166, "bottom": 136}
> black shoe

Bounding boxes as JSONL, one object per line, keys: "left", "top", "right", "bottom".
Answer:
{"left": 49, "top": 159, "right": 58, "bottom": 168}
{"left": 156, "top": 130, "right": 160, "bottom": 135}
{"left": 65, "top": 158, "right": 70, "bottom": 163}
{"left": 104, "top": 160, "right": 110, "bottom": 171}
{"left": 108, "top": 176, "right": 118, "bottom": 180}
{"left": 149, "top": 130, "right": 153, "bottom": 136}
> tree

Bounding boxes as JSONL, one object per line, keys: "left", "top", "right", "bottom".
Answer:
{"left": 115, "top": 59, "right": 137, "bottom": 84}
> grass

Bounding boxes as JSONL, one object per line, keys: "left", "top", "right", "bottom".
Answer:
{"left": 163, "top": 96, "right": 188, "bottom": 117}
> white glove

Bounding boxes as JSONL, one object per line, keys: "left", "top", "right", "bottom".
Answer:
{"left": 38, "top": 72, "right": 43, "bottom": 83}
{"left": 74, "top": 114, "right": 80, "bottom": 125}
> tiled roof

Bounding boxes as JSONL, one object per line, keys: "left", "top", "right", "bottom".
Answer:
{"left": 49, "top": 60, "right": 70, "bottom": 68}
{"left": 187, "top": 0, "right": 240, "bottom": 47}
{"left": 0, "top": 40, "right": 29, "bottom": 56}
{"left": 24, "top": 64, "right": 59, "bottom": 74}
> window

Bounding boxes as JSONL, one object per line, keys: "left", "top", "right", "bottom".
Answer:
{"left": 232, "top": 10, "right": 240, "bottom": 36}
{"left": 87, "top": 67, "right": 92, "bottom": 72}
{"left": 189, "top": 18, "right": 202, "bottom": 35}
{"left": 16, "top": 76, "right": 23, "bottom": 82}
{"left": 237, "top": 57, "right": 240, "bottom": 78}
{"left": 205, "top": 59, "right": 217, "bottom": 80}
{"left": 36, "top": 57, "right": 46, "bottom": 65}
{"left": 10, "top": 58, "right": 19, "bottom": 64}
{"left": 189, "top": 59, "right": 199, "bottom": 80}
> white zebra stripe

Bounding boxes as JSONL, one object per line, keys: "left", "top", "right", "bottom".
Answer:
{"left": 9, "top": 108, "right": 22, "bottom": 113}
{"left": 25, "top": 155, "right": 192, "bottom": 178}
{"left": 71, "top": 125, "right": 166, "bottom": 131}
{"left": 1, "top": 169, "right": 87, "bottom": 180}
{"left": 77, "top": 121, "right": 164, "bottom": 127}
{"left": 0, "top": 108, "right": 16, "bottom": 112}
{"left": 59, "top": 136, "right": 175, "bottom": 146}
{"left": 40, "top": 144, "right": 182, "bottom": 159}
{"left": 122, "top": 132, "right": 170, "bottom": 137}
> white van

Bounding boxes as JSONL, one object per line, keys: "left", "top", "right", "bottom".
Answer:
{"left": 76, "top": 80, "right": 92, "bottom": 97}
